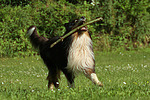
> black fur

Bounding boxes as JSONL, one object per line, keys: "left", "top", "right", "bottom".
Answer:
{"left": 27, "top": 17, "right": 103, "bottom": 89}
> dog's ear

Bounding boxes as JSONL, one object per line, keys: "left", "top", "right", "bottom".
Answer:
{"left": 64, "top": 23, "right": 69, "bottom": 28}
{"left": 64, "top": 23, "right": 71, "bottom": 31}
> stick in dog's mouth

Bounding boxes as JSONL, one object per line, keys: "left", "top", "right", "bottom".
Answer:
{"left": 50, "top": 17, "right": 103, "bottom": 48}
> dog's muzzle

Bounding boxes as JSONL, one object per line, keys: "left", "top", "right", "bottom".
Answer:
{"left": 73, "top": 16, "right": 87, "bottom": 31}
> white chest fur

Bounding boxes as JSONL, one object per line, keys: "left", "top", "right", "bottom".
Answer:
{"left": 67, "top": 33, "right": 95, "bottom": 74}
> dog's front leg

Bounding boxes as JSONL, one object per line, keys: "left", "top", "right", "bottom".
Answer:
{"left": 84, "top": 68, "right": 103, "bottom": 87}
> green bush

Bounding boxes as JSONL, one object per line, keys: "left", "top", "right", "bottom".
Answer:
{"left": 0, "top": 1, "right": 91, "bottom": 57}
{"left": 0, "top": 0, "right": 149, "bottom": 57}
{"left": 0, "top": 6, "right": 34, "bottom": 57}
{"left": 90, "top": 0, "right": 150, "bottom": 51}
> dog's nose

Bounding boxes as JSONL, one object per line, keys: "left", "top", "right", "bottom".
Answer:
{"left": 81, "top": 16, "right": 85, "bottom": 19}
{"left": 80, "top": 16, "right": 86, "bottom": 22}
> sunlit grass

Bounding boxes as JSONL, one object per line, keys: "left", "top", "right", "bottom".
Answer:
{"left": 0, "top": 50, "right": 150, "bottom": 99}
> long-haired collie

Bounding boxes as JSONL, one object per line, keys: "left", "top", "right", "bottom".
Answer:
{"left": 27, "top": 16, "right": 103, "bottom": 89}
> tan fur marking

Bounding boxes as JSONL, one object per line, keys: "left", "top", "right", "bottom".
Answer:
{"left": 50, "top": 83, "right": 54, "bottom": 90}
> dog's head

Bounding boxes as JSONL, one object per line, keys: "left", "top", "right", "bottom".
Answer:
{"left": 64, "top": 16, "right": 88, "bottom": 33}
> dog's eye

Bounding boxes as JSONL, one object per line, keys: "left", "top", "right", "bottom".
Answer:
{"left": 75, "top": 20, "right": 77, "bottom": 22}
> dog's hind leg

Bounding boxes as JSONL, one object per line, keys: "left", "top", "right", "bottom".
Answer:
{"left": 47, "top": 68, "right": 60, "bottom": 90}
{"left": 53, "top": 69, "right": 61, "bottom": 88}
{"left": 62, "top": 69, "right": 75, "bottom": 88}
{"left": 66, "top": 74, "right": 75, "bottom": 88}
{"left": 84, "top": 69, "right": 103, "bottom": 87}
{"left": 47, "top": 74, "right": 54, "bottom": 90}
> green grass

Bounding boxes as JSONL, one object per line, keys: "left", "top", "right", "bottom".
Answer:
{"left": 0, "top": 50, "right": 150, "bottom": 100}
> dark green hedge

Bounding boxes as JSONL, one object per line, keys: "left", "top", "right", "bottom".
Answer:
{"left": 0, "top": 0, "right": 150, "bottom": 57}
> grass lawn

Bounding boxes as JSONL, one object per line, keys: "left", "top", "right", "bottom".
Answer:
{"left": 0, "top": 50, "right": 150, "bottom": 100}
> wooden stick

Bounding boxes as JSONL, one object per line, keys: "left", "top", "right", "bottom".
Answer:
{"left": 50, "top": 17, "right": 103, "bottom": 48}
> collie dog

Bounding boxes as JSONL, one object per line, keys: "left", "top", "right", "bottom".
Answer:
{"left": 27, "top": 16, "right": 103, "bottom": 89}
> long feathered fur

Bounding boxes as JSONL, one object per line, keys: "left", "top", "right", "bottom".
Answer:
{"left": 67, "top": 32, "right": 95, "bottom": 74}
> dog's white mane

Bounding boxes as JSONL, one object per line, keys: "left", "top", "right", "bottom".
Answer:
{"left": 67, "top": 33, "right": 94, "bottom": 74}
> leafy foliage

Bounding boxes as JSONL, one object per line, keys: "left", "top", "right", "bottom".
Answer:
{"left": 0, "top": 0, "right": 149, "bottom": 57}
{"left": 91, "top": 0, "right": 150, "bottom": 51}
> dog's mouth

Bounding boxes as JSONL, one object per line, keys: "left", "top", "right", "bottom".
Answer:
{"left": 73, "top": 16, "right": 88, "bottom": 31}
{"left": 80, "top": 26, "right": 87, "bottom": 31}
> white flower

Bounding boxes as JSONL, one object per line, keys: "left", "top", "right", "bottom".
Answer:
{"left": 56, "top": 82, "right": 59, "bottom": 85}
{"left": 144, "top": 65, "right": 147, "bottom": 68}
{"left": 123, "top": 82, "right": 126, "bottom": 84}
{"left": 37, "top": 75, "right": 40, "bottom": 77}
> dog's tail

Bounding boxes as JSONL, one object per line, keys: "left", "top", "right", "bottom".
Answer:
{"left": 27, "top": 25, "right": 48, "bottom": 48}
